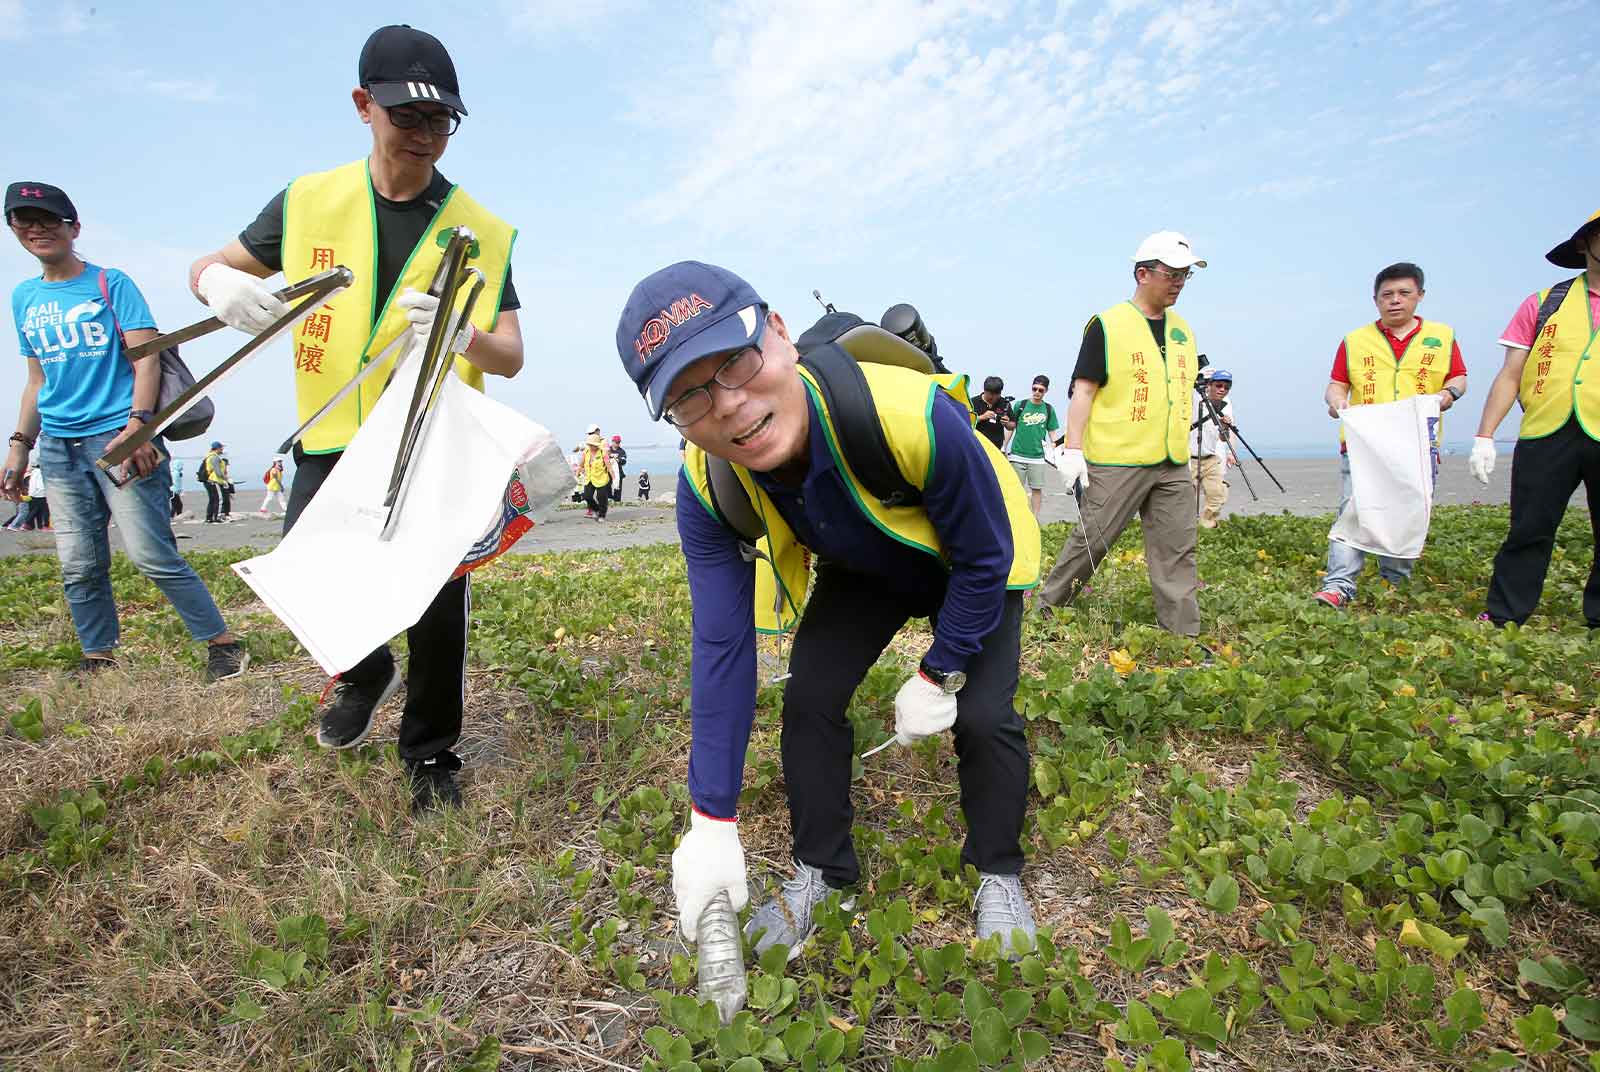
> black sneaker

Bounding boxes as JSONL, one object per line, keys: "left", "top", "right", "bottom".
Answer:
{"left": 408, "top": 759, "right": 463, "bottom": 814}
{"left": 77, "top": 654, "right": 120, "bottom": 673}
{"left": 317, "top": 665, "right": 402, "bottom": 749}
{"left": 205, "top": 642, "right": 250, "bottom": 683}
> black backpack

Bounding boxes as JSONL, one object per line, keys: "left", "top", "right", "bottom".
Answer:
{"left": 702, "top": 311, "right": 942, "bottom": 552}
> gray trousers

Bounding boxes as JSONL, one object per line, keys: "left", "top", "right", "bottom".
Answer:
{"left": 1037, "top": 460, "right": 1200, "bottom": 636}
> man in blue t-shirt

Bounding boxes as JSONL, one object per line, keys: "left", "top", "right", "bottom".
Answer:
{"left": 2, "top": 181, "right": 247, "bottom": 681}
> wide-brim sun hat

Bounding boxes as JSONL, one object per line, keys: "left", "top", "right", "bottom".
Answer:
{"left": 1545, "top": 208, "right": 1600, "bottom": 269}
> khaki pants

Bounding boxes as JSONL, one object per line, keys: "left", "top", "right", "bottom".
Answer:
{"left": 1190, "top": 455, "right": 1227, "bottom": 527}
{"left": 1037, "top": 461, "right": 1200, "bottom": 636}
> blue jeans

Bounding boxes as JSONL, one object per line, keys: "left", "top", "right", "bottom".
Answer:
{"left": 38, "top": 431, "right": 228, "bottom": 654}
{"left": 1321, "top": 454, "right": 1414, "bottom": 599}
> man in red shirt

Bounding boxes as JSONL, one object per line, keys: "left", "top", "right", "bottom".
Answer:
{"left": 1313, "top": 262, "right": 1467, "bottom": 608}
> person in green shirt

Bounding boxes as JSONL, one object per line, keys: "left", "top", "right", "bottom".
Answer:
{"left": 1006, "top": 375, "right": 1061, "bottom": 516}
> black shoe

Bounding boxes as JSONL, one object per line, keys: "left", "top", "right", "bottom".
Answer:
{"left": 77, "top": 654, "right": 120, "bottom": 673}
{"left": 317, "top": 665, "right": 402, "bottom": 749}
{"left": 205, "top": 642, "right": 249, "bottom": 684}
{"left": 408, "top": 759, "right": 463, "bottom": 813}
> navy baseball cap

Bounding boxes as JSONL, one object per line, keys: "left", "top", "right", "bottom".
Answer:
{"left": 359, "top": 25, "right": 467, "bottom": 116}
{"left": 616, "top": 261, "right": 767, "bottom": 420}
{"left": 5, "top": 181, "right": 77, "bottom": 223}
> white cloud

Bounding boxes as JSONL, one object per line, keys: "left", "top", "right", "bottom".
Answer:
{"left": 626, "top": 0, "right": 1287, "bottom": 236}
{"left": 60, "top": 1, "right": 90, "bottom": 33}
{"left": 1311, "top": 0, "right": 1351, "bottom": 26}
{"left": 501, "top": 0, "right": 639, "bottom": 35}
{"left": 1236, "top": 176, "right": 1333, "bottom": 200}
{"left": 115, "top": 70, "right": 222, "bottom": 103}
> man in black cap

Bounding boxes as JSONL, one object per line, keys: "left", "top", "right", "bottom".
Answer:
{"left": 187, "top": 25, "right": 525, "bottom": 812}
{"left": 1470, "top": 208, "right": 1600, "bottom": 628}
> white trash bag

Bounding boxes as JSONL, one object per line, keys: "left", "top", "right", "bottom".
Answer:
{"left": 1329, "top": 394, "right": 1440, "bottom": 561}
{"left": 234, "top": 353, "right": 570, "bottom": 675}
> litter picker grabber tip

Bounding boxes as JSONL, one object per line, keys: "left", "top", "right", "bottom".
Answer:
{"left": 97, "top": 267, "right": 354, "bottom": 484}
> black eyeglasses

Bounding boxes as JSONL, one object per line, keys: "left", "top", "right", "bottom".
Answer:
{"left": 8, "top": 210, "right": 66, "bottom": 231}
{"left": 384, "top": 104, "right": 460, "bottom": 136}
{"left": 663, "top": 346, "right": 765, "bottom": 428}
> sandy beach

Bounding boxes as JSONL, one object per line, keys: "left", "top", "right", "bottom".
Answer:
{"left": 0, "top": 454, "right": 1555, "bottom": 561}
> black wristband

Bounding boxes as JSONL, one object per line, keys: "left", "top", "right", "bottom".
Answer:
{"left": 129, "top": 409, "right": 154, "bottom": 424}
{"left": 8, "top": 432, "right": 34, "bottom": 450}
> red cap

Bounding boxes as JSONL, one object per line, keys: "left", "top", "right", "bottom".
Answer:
{"left": 612, "top": 434, "right": 621, "bottom": 441}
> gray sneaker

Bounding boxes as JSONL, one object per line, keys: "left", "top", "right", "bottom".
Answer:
{"left": 974, "top": 873, "right": 1037, "bottom": 958}
{"left": 744, "top": 860, "right": 854, "bottom": 961}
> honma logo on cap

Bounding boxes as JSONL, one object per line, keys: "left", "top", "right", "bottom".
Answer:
{"left": 634, "top": 294, "right": 715, "bottom": 362}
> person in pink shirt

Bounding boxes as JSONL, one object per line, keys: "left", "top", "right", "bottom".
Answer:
{"left": 1469, "top": 208, "right": 1600, "bottom": 628}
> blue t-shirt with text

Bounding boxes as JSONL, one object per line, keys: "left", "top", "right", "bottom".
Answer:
{"left": 12, "top": 262, "right": 155, "bottom": 437}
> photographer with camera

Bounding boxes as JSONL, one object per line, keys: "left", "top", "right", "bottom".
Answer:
{"left": 1191, "top": 369, "right": 1238, "bottom": 528}
{"left": 971, "top": 376, "right": 1016, "bottom": 451}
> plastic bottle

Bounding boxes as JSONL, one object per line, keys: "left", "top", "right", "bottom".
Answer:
{"left": 696, "top": 890, "right": 747, "bottom": 1024}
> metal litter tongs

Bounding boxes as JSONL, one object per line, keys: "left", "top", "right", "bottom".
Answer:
{"left": 270, "top": 226, "right": 485, "bottom": 540}
{"left": 276, "top": 229, "right": 480, "bottom": 458}
{"left": 96, "top": 266, "right": 355, "bottom": 483}
{"left": 379, "top": 228, "right": 485, "bottom": 540}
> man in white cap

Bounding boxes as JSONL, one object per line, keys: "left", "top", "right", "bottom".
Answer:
{"left": 1471, "top": 208, "right": 1600, "bottom": 628}
{"left": 1036, "top": 232, "right": 1205, "bottom": 637}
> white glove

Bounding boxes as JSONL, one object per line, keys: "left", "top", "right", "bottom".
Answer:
{"left": 1059, "top": 447, "right": 1088, "bottom": 491}
{"left": 671, "top": 809, "right": 748, "bottom": 941}
{"left": 1468, "top": 436, "right": 1496, "bottom": 485}
{"left": 397, "top": 288, "right": 474, "bottom": 353}
{"left": 894, "top": 672, "right": 958, "bottom": 746}
{"left": 197, "top": 263, "right": 289, "bottom": 335}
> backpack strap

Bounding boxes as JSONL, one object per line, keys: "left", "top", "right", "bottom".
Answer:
{"left": 800, "top": 342, "right": 922, "bottom": 509}
{"left": 96, "top": 270, "right": 128, "bottom": 348}
{"left": 1529, "top": 278, "right": 1577, "bottom": 345}
{"left": 704, "top": 453, "right": 765, "bottom": 552}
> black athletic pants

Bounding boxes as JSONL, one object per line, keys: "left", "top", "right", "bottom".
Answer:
{"left": 1486, "top": 417, "right": 1600, "bottom": 627}
{"left": 285, "top": 448, "right": 469, "bottom": 768}
{"left": 204, "top": 483, "right": 220, "bottom": 522}
{"left": 782, "top": 565, "right": 1029, "bottom": 889}
{"left": 583, "top": 480, "right": 611, "bottom": 518}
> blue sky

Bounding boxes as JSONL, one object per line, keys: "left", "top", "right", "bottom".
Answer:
{"left": 2, "top": 0, "right": 1592, "bottom": 476}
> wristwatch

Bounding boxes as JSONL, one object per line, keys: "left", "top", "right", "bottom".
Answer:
{"left": 1443, "top": 385, "right": 1463, "bottom": 401}
{"left": 918, "top": 658, "right": 967, "bottom": 694}
{"left": 129, "top": 409, "right": 154, "bottom": 424}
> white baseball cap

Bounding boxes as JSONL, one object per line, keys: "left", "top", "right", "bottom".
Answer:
{"left": 586, "top": 422, "right": 601, "bottom": 434}
{"left": 1132, "top": 231, "right": 1207, "bottom": 269}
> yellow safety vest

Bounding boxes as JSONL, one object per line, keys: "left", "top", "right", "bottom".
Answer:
{"left": 682, "top": 363, "right": 1042, "bottom": 633}
{"left": 1083, "top": 302, "right": 1196, "bottom": 466}
{"left": 1518, "top": 274, "right": 1600, "bottom": 441}
{"left": 282, "top": 159, "right": 517, "bottom": 453}
{"left": 1341, "top": 319, "right": 1455, "bottom": 442}
{"left": 584, "top": 447, "right": 611, "bottom": 486}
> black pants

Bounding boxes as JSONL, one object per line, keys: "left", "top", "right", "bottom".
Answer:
{"left": 170, "top": 492, "right": 183, "bottom": 519}
{"left": 583, "top": 480, "right": 611, "bottom": 518}
{"left": 204, "top": 483, "right": 221, "bottom": 522}
{"left": 1486, "top": 417, "right": 1600, "bottom": 626}
{"left": 782, "top": 566, "right": 1029, "bottom": 889}
{"left": 221, "top": 485, "right": 233, "bottom": 517}
{"left": 285, "top": 448, "right": 469, "bottom": 767}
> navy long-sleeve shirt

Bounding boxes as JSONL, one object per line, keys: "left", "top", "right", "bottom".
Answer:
{"left": 678, "top": 387, "right": 1015, "bottom": 818}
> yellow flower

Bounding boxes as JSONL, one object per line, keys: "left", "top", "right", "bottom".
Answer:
{"left": 1397, "top": 684, "right": 1417, "bottom": 698}
{"left": 1109, "top": 649, "right": 1137, "bottom": 676}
